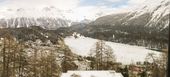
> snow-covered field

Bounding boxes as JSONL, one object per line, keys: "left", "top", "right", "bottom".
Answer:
{"left": 64, "top": 36, "right": 161, "bottom": 65}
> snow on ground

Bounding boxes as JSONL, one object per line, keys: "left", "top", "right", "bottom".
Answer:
{"left": 61, "top": 70, "right": 123, "bottom": 77}
{"left": 64, "top": 36, "right": 161, "bottom": 65}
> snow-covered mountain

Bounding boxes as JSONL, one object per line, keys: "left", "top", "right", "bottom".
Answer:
{"left": 91, "top": 0, "right": 169, "bottom": 30}
{"left": 0, "top": 7, "right": 73, "bottom": 29}
{"left": 125, "top": 0, "right": 170, "bottom": 29}
{"left": 75, "top": 0, "right": 169, "bottom": 48}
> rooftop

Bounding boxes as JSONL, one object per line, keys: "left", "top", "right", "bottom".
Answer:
{"left": 61, "top": 70, "right": 123, "bottom": 77}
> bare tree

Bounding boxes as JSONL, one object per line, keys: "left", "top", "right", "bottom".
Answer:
{"left": 90, "top": 40, "right": 116, "bottom": 70}
{"left": 0, "top": 33, "right": 28, "bottom": 77}
{"left": 145, "top": 52, "right": 168, "bottom": 77}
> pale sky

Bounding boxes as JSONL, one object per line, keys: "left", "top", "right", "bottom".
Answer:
{"left": 0, "top": 0, "right": 146, "bottom": 21}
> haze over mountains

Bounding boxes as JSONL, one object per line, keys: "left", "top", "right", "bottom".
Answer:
{"left": 0, "top": 0, "right": 169, "bottom": 48}
{"left": 0, "top": 0, "right": 169, "bottom": 29}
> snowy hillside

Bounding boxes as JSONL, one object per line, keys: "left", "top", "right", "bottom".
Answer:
{"left": 0, "top": 7, "right": 73, "bottom": 29}
{"left": 91, "top": 0, "right": 169, "bottom": 29}
{"left": 78, "top": 0, "right": 169, "bottom": 49}
{"left": 64, "top": 36, "right": 161, "bottom": 64}
{"left": 127, "top": 0, "right": 170, "bottom": 28}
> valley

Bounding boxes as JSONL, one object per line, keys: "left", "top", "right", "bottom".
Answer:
{"left": 0, "top": 0, "right": 169, "bottom": 77}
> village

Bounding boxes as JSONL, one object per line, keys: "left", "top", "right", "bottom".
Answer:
{"left": 61, "top": 58, "right": 167, "bottom": 77}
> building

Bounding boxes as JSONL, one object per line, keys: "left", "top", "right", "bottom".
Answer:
{"left": 61, "top": 70, "right": 123, "bottom": 77}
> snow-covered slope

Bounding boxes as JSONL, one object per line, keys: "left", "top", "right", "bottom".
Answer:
{"left": 0, "top": 17, "right": 70, "bottom": 29}
{"left": 0, "top": 7, "right": 72, "bottom": 29}
{"left": 127, "top": 0, "right": 170, "bottom": 29}
{"left": 80, "top": 0, "right": 169, "bottom": 48}
{"left": 64, "top": 36, "right": 161, "bottom": 64}
{"left": 91, "top": 0, "right": 169, "bottom": 29}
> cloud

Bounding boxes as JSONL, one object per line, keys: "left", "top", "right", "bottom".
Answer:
{"left": 71, "top": 6, "right": 114, "bottom": 21}
{"left": 106, "top": 0, "right": 123, "bottom": 2}
{"left": 128, "top": 0, "right": 145, "bottom": 5}
{"left": 0, "top": 0, "right": 80, "bottom": 10}
{"left": 0, "top": 0, "right": 147, "bottom": 21}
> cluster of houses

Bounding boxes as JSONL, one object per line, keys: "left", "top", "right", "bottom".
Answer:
{"left": 61, "top": 62, "right": 156, "bottom": 77}
{"left": 60, "top": 61, "right": 156, "bottom": 77}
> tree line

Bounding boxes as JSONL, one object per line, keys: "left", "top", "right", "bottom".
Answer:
{"left": 0, "top": 33, "right": 78, "bottom": 77}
